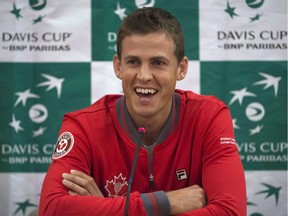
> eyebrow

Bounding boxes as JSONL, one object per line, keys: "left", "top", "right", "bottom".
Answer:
{"left": 150, "top": 56, "right": 170, "bottom": 62}
{"left": 123, "top": 55, "right": 139, "bottom": 60}
{"left": 123, "top": 55, "right": 170, "bottom": 63}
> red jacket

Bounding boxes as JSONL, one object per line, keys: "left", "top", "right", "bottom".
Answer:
{"left": 39, "top": 90, "right": 246, "bottom": 215}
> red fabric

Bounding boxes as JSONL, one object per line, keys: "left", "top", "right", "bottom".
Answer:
{"left": 39, "top": 90, "right": 246, "bottom": 215}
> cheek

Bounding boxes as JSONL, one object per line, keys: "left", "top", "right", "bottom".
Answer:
{"left": 120, "top": 71, "right": 135, "bottom": 90}
{"left": 159, "top": 72, "right": 178, "bottom": 84}
{"left": 163, "top": 75, "right": 178, "bottom": 92}
{"left": 120, "top": 71, "right": 134, "bottom": 82}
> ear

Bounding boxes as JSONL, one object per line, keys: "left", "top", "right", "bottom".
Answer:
{"left": 113, "top": 54, "right": 122, "bottom": 80}
{"left": 177, "top": 56, "right": 188, "bottom": 81}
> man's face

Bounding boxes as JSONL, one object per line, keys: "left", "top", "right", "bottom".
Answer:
{"left": 113, "top": 32, "right": 187, "bottom": 122}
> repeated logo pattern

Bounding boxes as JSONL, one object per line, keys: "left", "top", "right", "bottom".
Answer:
{"left": 225, "top": 0, "right": 265, "bottom": 22}
{"left": 9, "top": 73, "right": 64, "bottom": 137}
{"left": 0, "top": 0, "right": 286, "bottom": 215}
{"left": 10, "top": 1, "right": 47, "bottom": 24}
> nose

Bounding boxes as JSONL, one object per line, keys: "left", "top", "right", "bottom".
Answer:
{"left": 137, "top": 63, "right": 153, "bottom": 81}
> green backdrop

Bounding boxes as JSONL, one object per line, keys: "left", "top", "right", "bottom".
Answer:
{"left": 0, "top": 0, "right": 287, "bottom": 215}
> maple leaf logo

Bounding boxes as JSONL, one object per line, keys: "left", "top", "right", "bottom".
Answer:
{"left": 104, "top": 173, "right": 128, "bottom": 197}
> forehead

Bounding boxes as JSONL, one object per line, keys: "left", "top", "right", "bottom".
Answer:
{"left": 121, "top": 32, "right": 176, "bottom": 57}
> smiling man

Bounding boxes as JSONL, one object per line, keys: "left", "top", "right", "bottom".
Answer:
{"left": 114, "top": 31, "right": 188, "bottom": 146}
{"left": 39, "top": 7, "right": 246, "bottom": 216}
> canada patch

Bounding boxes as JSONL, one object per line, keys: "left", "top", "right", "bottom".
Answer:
{"left": 104, "top": 173, "right": 128, "bottom": 197}
{"left": 52, "top": 132, "right": 74, "bottom": 160}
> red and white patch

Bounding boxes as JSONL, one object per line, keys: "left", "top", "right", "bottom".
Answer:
{"left": 52, "top": 132, "right": 74, "bottom": 160}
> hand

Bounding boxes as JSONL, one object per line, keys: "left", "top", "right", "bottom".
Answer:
{"left": 62, "top": 170, "right": 104, "bottom": 197}
{"left": 166, "top": 185, "right": 206, "bottom": 215}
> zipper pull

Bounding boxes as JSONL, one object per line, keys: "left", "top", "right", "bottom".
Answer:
{"left": 149, "top": 174, "right": 154, "bottom": 189}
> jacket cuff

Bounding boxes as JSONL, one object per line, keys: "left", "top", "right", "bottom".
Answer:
{"left": 140, "top": 191, "right": 170, "bottom": 216}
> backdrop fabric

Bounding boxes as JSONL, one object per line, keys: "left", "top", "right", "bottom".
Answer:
{"left": 0, "top": 1, "right": 287, "bottom": 215}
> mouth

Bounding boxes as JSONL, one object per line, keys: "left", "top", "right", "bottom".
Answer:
{"left": 135, "top": 88, "right": 158, "bottom": 98}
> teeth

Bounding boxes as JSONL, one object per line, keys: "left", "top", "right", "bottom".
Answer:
{"left": 136, "top": 88, "right": 157, "bottom": 94}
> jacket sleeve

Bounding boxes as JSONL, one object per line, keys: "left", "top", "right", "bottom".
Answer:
{"left": 40, "top": 164, "right": 171, "bottom": 215}
{"left": 39, "top": 113, "right": 171, "bottom": 216}
{"left": 40, "top": 171, "right": 146, "bottom": 215}
{"left": 179, "top": 105, "right": 247, "bottom": 216}
{"left": 38, "top": 114, "right": 149, "bottom": 216}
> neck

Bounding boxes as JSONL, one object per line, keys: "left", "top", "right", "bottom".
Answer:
{"left": 133, "top": 107, "right": 170, "bottom": 146}
{"left": 139, "top": 121, "right": 163, "bottom": 146}
{"left": 116, "top": 94, "right": 179, "bottom": 146}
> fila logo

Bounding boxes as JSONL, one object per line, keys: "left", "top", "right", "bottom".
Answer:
{"left": 176, "top": 169, "right": 187, "bottom": 180}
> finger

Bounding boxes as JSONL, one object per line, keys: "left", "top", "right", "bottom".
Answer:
{"left": 62, "top": 172, "right": 90, "bottom": 189}
{"left": 62, "top": 173, "right": 90, "bottom": 193}
{"left": 62, "top": 178, "right": 90, "bottom": 196}
{"left": 68, "top": 190, "right": 79, "bottom": 196}
{"left": 70, "top": 170, "right": 104, "bottom": 197}
{"left": 62, "top": 171, "right": 104, "bottom": 197}
{"left": 70, "top": 169, "right": 90, "bottom": 178}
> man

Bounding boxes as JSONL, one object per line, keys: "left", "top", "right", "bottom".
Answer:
{"left": 39, "top": 7, "right": 246, "bottom": 215}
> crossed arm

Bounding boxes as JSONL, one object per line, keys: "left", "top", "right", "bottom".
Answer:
{"left": 62, "top": 169, "right": 206, "bottom": 215}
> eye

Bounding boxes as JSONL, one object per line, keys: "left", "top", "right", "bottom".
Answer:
{"left": 152, "top": 59, "right": 166, "bottom": 67}
{"left": 126, "top": 59, "right": 139, "bottom": 66}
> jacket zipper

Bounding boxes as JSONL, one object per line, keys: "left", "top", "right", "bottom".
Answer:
{"left": 147, "top": 145, "right": 155, "bottom": 190}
